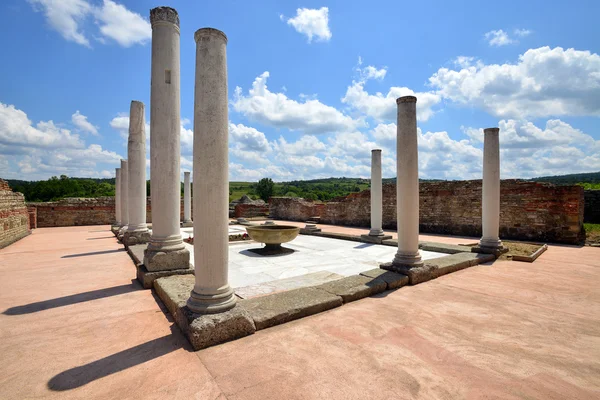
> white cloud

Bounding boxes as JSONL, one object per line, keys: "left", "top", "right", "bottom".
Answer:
{"left": 93, "top": 0, "right": 151, "bottom": 47}
{"left": 0, "top": 102, "right": 84, "bottom": 149}
{"left": 29, "top": 0, "right": 92, "bottom": 46}
{"left": 29, "top": 0, "right": 150, "bottom": 48}
{"left": 484, "top": 29, "right": 515, "bottom": 46}
{"left": 429, "top": 46, "right": 600, "bottom": 119}
{"left": 514, "top": 28, "right": 532, "bottom": 37}
{"left": 342, "top": 80, "right": 441, "bottom": 122}
{"left": 284, "top": 7, "right": 332, "bottom": 43}
{"left": 71, "top": 110, "right": 98, "bottom": 135}
{"left": 233, "top": 71, "right": 363, "bottom": 134}
{"left": 273, "top": 135, "right": 326, "bottom": 156}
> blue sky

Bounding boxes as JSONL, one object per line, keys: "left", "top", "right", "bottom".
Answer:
{"left": 1, "top": 0, "right": 599, "bottom": 182}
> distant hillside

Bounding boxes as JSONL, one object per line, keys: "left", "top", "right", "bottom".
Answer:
{"left": 530, "top": 171, "right": 600, "bottom": 185}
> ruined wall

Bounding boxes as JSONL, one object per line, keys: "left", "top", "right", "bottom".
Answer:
{"left": 270, "top": 180, "right": 585, "bottom": 244}
{"left": 30, "top": 197, "right": 191, "bottom": 227}
{"left": 269, "top": 197, "right": 324, "bottom": 221}
{"left": 584, "top": 190, "right": 600, "bottom": 223}
{"left": 0, "top": 179, "right": 30, "bottom": 248}
{"left": 33, "top": 197, "right": 116, "bottom": 227}
{"left": 234, "top": 203, "right": 269, "bottom": 218}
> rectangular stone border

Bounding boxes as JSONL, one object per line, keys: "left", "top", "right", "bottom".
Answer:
{"left": 512, "top": 243, "right": 548, "bottom": 262}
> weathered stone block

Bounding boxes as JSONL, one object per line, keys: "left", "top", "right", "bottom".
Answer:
{"left": 316, "top": 275, "right": 387, "bottom": 303}
{"left": 143, "top": 247, "right": 190, "bottom": 272}
{"left": 240, "top": 287, "right": 342, "bottom": 330}
{"left": 153, "top": 275, "right": 256, "bottom": 350}
{"left": 359, "top": 268, "right": 408, "bottom": 289}
{"left": 380, "top": 262, "right": 436, "bottom": 285}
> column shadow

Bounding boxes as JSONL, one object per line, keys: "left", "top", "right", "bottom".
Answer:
{"left": 48, "top": 326, "right": 186, "bottom": 391}
{"left": 3, "top": 281, "right": 141, "bottom": 315}
{"left": 61, "top": 249, "right": 125, "bottom": 258}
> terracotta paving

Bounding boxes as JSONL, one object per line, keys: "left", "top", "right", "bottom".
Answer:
{"left": 1, "top": 225, "right": 599, "bottom": 399}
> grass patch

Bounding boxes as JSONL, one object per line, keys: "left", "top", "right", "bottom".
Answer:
{"left": 585, "top": 223, "right": 600, "bottom": 245}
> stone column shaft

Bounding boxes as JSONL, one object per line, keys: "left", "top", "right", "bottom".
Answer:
{"left": 187, "top": 27, "right": 236, "bottom": 314}
{"left": 120, "top": 159, "right": 128, "bottom": 226}
{"left": 369, "top": 149, "right": 384, "bottom": 236}
{"left": 115, "top": 168, "right": 121, "bottom": 225}
{"left": 480, "top": 128, "right": 503, "bottom": 249}
{"left": 144, "top": 6, "right": 189, "bottom": 271}
{"left": 183, "top": 171, "right": 192, "bottom": 226}
{"left": 124, "top": 101, "right": 150, "bottom": 245}
{"left": 393, "top": 96, "right": 422, "bottom": 267}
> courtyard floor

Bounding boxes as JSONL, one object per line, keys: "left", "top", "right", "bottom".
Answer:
{"left": 0, "top": 224, "right": 598, "bottom": 399}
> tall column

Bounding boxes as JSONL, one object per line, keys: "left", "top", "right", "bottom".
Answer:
{"left": 187, "top": 28, "right": 236, "bottom": 314}
{"left": 115, "top": 167, "right": 121, "bottom": 226}
{"left": 124, "top": 101, "right": 150, "bottom": 246}
{"left": 479, "top": 127, "right": 504, "bottom": 250}
{"left": 120, "top": 159, "right": 129, "bottom": 227}
{"left": 144, "top": 6, "right": 190, "bottom": 271}
{"left": 182, "top": 171, "right": 192, "bottom": 227}
{"left": 392, "top": 96, "right": 422, "bottom": 267}
{"left": 369, "top": 149, "right": 384, "bottom": 236}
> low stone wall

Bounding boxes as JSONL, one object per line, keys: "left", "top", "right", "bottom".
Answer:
{"left": 269, "top": 180, "right": 585, "bottom": 244}
{"left": 269, "top": 197, "right": 324, "bottom": 221}
{"left": 234, "top": 203, "right": 269, "bottom": 218}
{"left": 584, "top": 190, "right": 600, "bottom": 223}
{"left": 29, "top": 197, "right": 192, "bottom": 227}
{"left": 32, "top": 197, "right": 116, "bottom": 227}
{"left": 0, "top": 179, "right": 30, "bottom": 249}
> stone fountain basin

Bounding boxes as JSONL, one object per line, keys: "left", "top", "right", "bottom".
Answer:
{"left": 245, "top": 225, "right": 300, "bottom": 246}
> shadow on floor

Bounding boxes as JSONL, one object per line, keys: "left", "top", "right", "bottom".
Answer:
{"left": 61, "top": 249, "right": 125, "bottom": 258}
{"left": 3, "top": 281, "right": 141, "bottom": 315}
{"left": 48, "top": 326, "right": 185, "bottom": 391}
{"left": 86, "top": 237, "right": 116, "bottom": 240}
{"left": 354, "top": 243, "right": 375, "bottom": 249}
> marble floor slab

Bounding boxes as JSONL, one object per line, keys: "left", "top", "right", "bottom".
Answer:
{"left": 182, "top": 233, "right": 446, "bottom": 290}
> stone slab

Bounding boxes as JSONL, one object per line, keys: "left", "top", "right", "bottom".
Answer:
{"left": 381, "top": 252, "right": 496, "bottom": 285}
{"left": 144, "top": 247, "right": 191, "bottom": 272}
{"left": 512, "top": 244, "right": 548, "bottom": 262}
{"left": 419, "top": 242, "right": 472, "bottom": 254}
{"left": 471, "top": 245, "right": 510, "bottom": 257}
{"left": 360, "top": 234, "right": 393, "bottom": 244}
{"left": 240, "top": 287, "right": 343, "bottom": 330}
{"left": 381, "top": 239, "right": 398, "bottom": 247}
{"left": 359, "top": 268, "right": 408, "bottom": 290}
{"left": 154, "top": 275, "right": 256, "bottom": 350}
{"left": 235, "top": 271, "right": 345, "bottom": 299}
{"left": 128, "top": 244, "right": 194, "bottom": 289}
{"left": 316, "top": 275, "right": 387, "bottom": 303}
{"left": 310, "top": 231, "right": 364, "bottom": 243}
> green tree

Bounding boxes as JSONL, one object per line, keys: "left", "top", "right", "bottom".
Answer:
{"left": 256, "top": 177, "right": 274, "bottom": 202}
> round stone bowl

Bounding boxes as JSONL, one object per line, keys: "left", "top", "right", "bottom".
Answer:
{"left": 245, "top": 225, "right": 300, "bottom": 250}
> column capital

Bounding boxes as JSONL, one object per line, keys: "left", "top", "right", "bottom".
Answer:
{"left": 150, "top": 6, "right": 179, "bottom": 27}
{"left": 484, "top": 127, "right": 500, "bottom": 135}
{"left": 372, "top": 148, "right": 382, "bottom": 153}
{"left": 396, "top": 95, "right": 417, "bottom": 104}
{"left": 194, "top": 28, "right": 228, "bottom": 44}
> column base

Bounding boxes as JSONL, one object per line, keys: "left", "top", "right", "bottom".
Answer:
{"left": 182, "top": 221, "right": 193, "bottom": 227}
{"left": 478, "top": 237, "right": 504, "bottom": 250}
{"left": 392, "top": 250, "right": 424, "bottom": 268}
{"left": 123, "top": 230, "right": 151, "bottom": 247}
{"left": 144, "top": 245, "right": 190, "bottom": 272}
{"left": 117, "top": 225, "right": 128, "bottom": 241}
{"left": 368, "top": 228, "right": 385, "bottom": 236}
{"left": 187, "top": 286, "right": 237, "bottom": 314}
{"left": 361, "top": 234, "right": 393, "bottom": 244}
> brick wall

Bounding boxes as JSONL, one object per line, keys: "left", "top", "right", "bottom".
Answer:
{"left": 270, "top": 180, "right": 585, "bottom": 244}
{"left": 29, "top": 196, "right": 191, "bottom": 227}
{"left": 234, "top": 203, "right": 269, "bottom": 218}
{"left": 0, "top": 179, "right": 30, "bottom": 249}
{"left": 584, "top": 190, "right": 600, "bottom": 223}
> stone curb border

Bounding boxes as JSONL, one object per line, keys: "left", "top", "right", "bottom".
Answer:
{"left": 512, "top": 243, "right": 548, "bottom": 262}
{"left": 152, "top": 249, "right": 494, "bottom": 351}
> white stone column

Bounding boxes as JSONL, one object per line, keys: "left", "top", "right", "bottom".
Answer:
{"left": 392, "top": 96, "right": 422, "bottom": 267}
{"left": 182, "top": 171, "right": 192, "bottom": 227}
{"left": 124, "top": 101, "right": 150, "bottom": 246}
{"left": 120, "top": 159, "right": 129, "bottom": 227}
{"left": 144, "top": 6, "right": 189, "bottom": 271}
{"left": 187, "top": 28, "right": 236, "bottom": 314}
{"left": 479, "top": 127, "right": 504, "bottom": 250}
{"left": 115, "top": 168, "right": 121, "bottom": 226}
{"left": 369, "top": 149, "right": 384, "bottom": 236}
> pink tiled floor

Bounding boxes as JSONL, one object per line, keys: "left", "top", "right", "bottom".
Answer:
{"left": 0, "top": 225, "right": 598, "bottom": 399}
